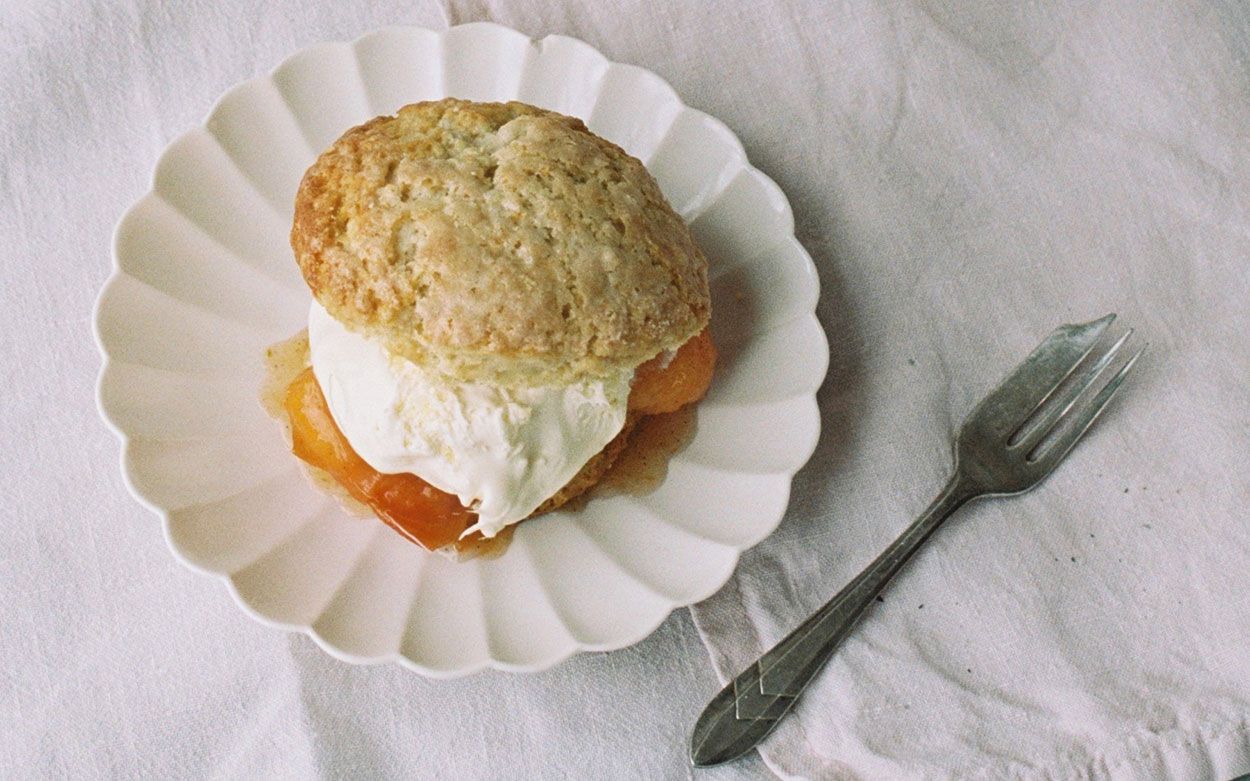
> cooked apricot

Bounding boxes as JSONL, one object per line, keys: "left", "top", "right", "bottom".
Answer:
{"left": 284, "top": 368, "right": 474, "bottom": 551}
{"left": 628, "top": 328, "right": 717, "bottom": 414}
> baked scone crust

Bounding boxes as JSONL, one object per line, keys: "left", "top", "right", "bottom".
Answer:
{"left": 292, "top": 99, "right": 710, "bottom": 386}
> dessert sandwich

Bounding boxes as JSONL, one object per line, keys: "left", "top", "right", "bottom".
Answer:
{"left": 271, "top": 98, "right": 716, "bottom": 554}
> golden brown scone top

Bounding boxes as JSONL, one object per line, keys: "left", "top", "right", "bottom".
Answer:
{"left": 292, "top": 99, "right": 710, "bottom": 386}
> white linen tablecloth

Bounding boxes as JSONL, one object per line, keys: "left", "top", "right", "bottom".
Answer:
{"left": 2, "top": 1, "right": 1248, "bottom": 779}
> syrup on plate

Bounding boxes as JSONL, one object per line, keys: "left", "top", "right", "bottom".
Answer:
{"left": 592, "top": 406, "right": 697, "bottom": 497}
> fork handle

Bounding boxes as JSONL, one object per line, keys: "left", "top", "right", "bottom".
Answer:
{"left": 690, "top": 475, "right": 979, "bottom": 767}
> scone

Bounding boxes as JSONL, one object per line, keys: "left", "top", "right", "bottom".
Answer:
{"left": 278, "top": 98, "right": 715, "bottom": 553}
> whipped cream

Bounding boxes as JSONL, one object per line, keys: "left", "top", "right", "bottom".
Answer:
{"left": 307, "top": 302, "right": 630, "bottom": 538}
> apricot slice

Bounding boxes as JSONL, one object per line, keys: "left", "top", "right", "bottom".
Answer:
{"left": 284, "top": 368, "right": 474, "bottom": 551}
{"left": 628, "top": 328, "right": 717, "bottom": 415}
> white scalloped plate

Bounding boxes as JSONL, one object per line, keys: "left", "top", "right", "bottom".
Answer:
{"left": 93, "top": 22, "right": 827, "bottom": 676}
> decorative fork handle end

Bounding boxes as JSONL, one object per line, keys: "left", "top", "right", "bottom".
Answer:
{"left": 689, "top": 477, "right": 976, "bottom": 767}
{"left": 690, "top": 661, "right": 798, "bottom": 767}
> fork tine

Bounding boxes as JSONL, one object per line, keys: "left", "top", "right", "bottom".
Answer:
{"left": 1011, "top": 328, "right": 1134, "bottom": 447}
{"left": 1029, "top": 344, "right": 1146, "bottom": 465}
{"left": 970, "top": 314, "right": 1116, "bottom": 437}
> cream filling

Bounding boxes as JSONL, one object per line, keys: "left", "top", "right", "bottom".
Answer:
{"left": 307, "top": 302, "right": 631, "bottom": 538}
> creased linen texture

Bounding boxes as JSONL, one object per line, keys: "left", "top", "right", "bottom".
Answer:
{"left": 1, "top": 1, "right": 1248, "bottom": 779}
{"left": 686, "top": 1, "right": 1250, "bottom": 779}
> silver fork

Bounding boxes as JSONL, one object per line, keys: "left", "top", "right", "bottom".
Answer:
{"left": 690, "top": 314, "right": 1145, "bottom": 767}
